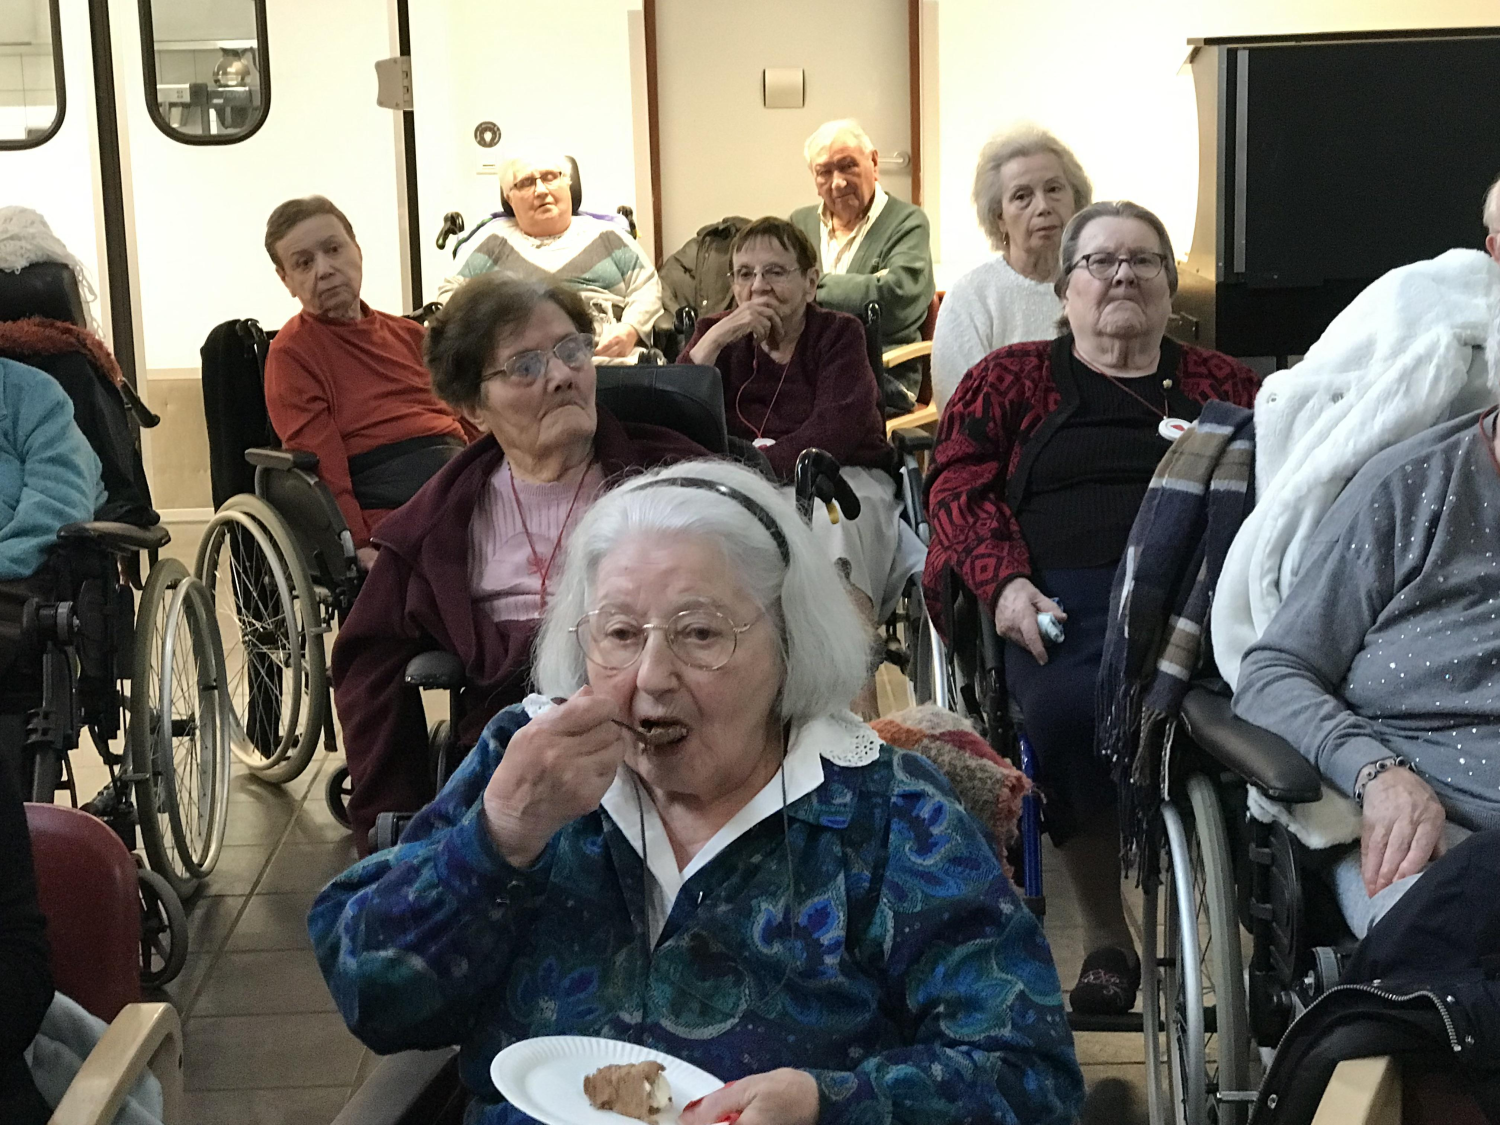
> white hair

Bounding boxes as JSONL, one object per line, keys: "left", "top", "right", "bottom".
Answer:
{"left": 498, "top": 151, "right": 572, "bottom": 198}
{"left": 803, "top": 119, "right": 875, "bottom": 167}
{"left": 0, "top": 206, "right": 99, "bottom": 331}
{"left": 533, "top": 459, "right": 869, "bottom": 723}
{"left": 1484, "top": 173, "right": 1500, "bottom": 236}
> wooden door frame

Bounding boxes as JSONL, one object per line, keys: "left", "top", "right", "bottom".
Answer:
{"left": 641, "top": 0, "right": 923, "bottom": 265}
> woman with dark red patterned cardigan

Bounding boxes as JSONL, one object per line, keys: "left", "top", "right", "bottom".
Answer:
{"left": 923, "top": 202, "right": 1259, "bottom": 1016}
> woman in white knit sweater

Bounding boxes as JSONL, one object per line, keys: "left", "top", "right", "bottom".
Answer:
{"left": 932, "top": 126, "right": 1092, "bottom": 407}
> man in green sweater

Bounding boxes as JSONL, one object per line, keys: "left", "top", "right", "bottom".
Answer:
{"left": 790, "top": 119, "right": 935, "bottom": 412}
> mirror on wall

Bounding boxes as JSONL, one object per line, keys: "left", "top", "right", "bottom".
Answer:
{"left": 0, "top": 0, "right": 64, "bottom": 149}
{"left": 140, "top": 0, "right": 269, "bottom": 143}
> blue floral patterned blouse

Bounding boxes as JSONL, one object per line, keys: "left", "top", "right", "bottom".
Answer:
{"left": 309, "top": 705, "right": 1083, "bottom": 1124}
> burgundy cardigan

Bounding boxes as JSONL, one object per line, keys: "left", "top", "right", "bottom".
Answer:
{"left": 922, "top": 335, "right": 1260, "bottom": 630}
{"left": 684, "top": 302, "right": 893, "bottom": 482}
{"left": 331, "top": 407, "right": 707, "bottom": 852}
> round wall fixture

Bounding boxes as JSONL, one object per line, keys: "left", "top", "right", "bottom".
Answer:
{"left": 474, "top": 121, "right": 501, "bottom": 148}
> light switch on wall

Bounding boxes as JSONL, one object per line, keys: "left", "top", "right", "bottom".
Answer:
{"left": 762, "top": 68, "right": 805, "bottom": 109}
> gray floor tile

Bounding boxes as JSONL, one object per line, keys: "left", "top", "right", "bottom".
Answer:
{"left": 1080, "top": 1064, "right": 1151, "bottom": 1125}
{"left": 200, "top": 844, "right": 274, "bottom": 898}
{"left": 183, "top": 1084, "right": 350, "bottom": 1123}
{"left": 258, "top": 841, "right": 360, "bottom": 894}
{"left": 1074, "top": 1029, "right": 1147, "bottom": 1065}
{"left": 222, "top": 799, "right": 296, "bottom": 846}
{"left": 183, "top": 1013, "right": 365, "bottom": 1089}
{"left": 226, "top": 890, "right": 321, "bottom": 952}
{"left": 191, "top": 949, "right": 340, "bottom": 1016}
{"left": 145, "top": 951, "right": 211, "bottom": 1014}
{"left": 186, "top": 894, "right": 247, "bottom": 954}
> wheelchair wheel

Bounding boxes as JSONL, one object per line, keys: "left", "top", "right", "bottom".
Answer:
{"left": 1148, "top": 773, "right": 1252, "bottom": 1125}
{"left": 195, "top": 495, "right": 327, "bottom": 785}
{"left": 137, "top": 866, "right": 189, "bottom": 988}
{"left": 131, "top": 560, "right": 230, "bottom": 898}
{"left": 156, "top": 575, "right": 231, "bottom": 880}
{"left": 325, "top": 764, "right": 353, "bottom": 829}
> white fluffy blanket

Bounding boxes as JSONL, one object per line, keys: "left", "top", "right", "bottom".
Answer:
{"left": 1213, "top": 248, "right": 1500, "bottom": 847}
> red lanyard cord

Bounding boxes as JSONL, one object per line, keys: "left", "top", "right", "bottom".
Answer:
{"left": 507, "top": 463, "right": 593, "bottom": 611}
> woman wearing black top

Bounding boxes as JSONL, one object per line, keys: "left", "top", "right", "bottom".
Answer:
{"left": 0, "top": 748, "right": 54, "bottom": 1125}
{"left": 925, "top": 201, "right": 1260, "bottom": 1013}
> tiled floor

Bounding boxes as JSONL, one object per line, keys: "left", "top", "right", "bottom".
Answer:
{"left": 70, "top": 691, "right": 1155, "bottom": 1124}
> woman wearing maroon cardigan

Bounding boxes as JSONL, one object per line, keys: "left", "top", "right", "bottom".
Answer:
{"left": 924, "top": 202, "right": 1259, "bottom": 1015}
{"left": 332, "top": 277, "right": 705, "bottom": 853}
{"left": 683, "top": 217, "right": 925, "bottom": 713}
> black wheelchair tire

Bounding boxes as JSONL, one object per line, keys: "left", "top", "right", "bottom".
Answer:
{"left": 325, "top": 764, "right": 353, "bottom": 829}
{"left": 137, "top": 866, "right": 189, "bottom": 988}
{"left": 130, "top": 558, "right": 202, "bottom": 902}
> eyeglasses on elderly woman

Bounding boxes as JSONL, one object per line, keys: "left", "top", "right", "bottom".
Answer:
{"left": 481, "top": 331, "right": 594, "bottom": 384}
{"left": 1069, "top": 250, "right": 1169, "bottom": 281}
{"left": 572, "top": 607, "right": 759, "bottom": 671}
{"left": 729, "top": 264, "right": 800, "bottom": 286}
{"left": 511, "top": 169, "right": 570, "bottom": 195}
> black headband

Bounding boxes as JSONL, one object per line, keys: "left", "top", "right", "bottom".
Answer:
{"left": 631, "top": 477, "right": 791, "bottom": 566}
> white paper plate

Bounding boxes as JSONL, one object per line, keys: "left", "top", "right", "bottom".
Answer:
{"left": 491, "top": 1035, "right": 724, "bottom": 1125}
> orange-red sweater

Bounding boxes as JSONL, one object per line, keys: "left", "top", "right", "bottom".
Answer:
{"left": 263, "top": 303, "right": 471, "bottom": 547}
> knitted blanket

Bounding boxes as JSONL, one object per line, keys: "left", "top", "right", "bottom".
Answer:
{"left": 870, "top": 705, "right": 1029, "bottom": 880}
{"left": 1096, "top": 401, "right": 1255, "bottom": 886}
{"left": 0, "top": 317, "right": 125, "bottom": 387}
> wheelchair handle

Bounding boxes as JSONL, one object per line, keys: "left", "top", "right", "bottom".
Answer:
{"left": 793, "top": 448, "right": 860, "bottom": 524}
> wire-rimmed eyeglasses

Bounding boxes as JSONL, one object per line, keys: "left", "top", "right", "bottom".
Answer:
{"left": 1070, "top": 251, "right": 1168, "bottom": 281}
{"left": 481, "top": 332, "right": 594, "bottom": 384}
{"left": 511, "top": 169, "right": 570, "bottom": 195}
{"left": 572, "top": 608, "right": 758, "bottom": 672}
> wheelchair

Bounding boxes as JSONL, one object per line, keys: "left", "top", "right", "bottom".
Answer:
{"left": 936, "top": 574, "right": 1356, "bottom": 1125}
{"left": 197, "top": 317, "right": 372, "bottom": 817}
{"left": 0, "top": 262, "right": 230, "bottom": 984}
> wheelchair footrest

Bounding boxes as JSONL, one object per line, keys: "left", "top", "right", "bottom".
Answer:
{"left": 1066, "top": 1011, "right": 1146, "bottom": 1034}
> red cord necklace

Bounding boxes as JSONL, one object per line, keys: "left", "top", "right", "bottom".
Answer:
{"left": 734, "top": 331, "right": 798, "bottom": 441}
{"left": 507, "top": 461, "right": 593, "bottom": 612}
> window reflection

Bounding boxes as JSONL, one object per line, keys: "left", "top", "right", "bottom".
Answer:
{"left": 0, "top": 0, "right": 63, "bottom": 148}
{"left": 143, "top": 0, "right": 268, "bottom": 143}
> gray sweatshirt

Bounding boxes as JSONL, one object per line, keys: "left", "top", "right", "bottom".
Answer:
{"left": 1234, "top": 409, "right": 1500, "bottom": 831}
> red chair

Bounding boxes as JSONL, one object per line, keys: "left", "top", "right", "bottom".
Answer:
{"left": 25, "top": 803, "right": 182, "bottom": 1125}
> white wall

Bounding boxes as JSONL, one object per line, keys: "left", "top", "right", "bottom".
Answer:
{"left": 932, "top": 0, "right": 1500, "bottom": 287}
{"left": 115, "top": 0, "right": 404, "bottom": 372}
{"left": 148, "top": 0, "right": 257, "bottom": 43}
{"left": 0, "top": 0, "right": 104, "bottom": 330}
{"left": 653, "top": 0, "right": 911, "bottom": 255}
{"left": 408, "top": 0, "right": 643, "bottom": 297}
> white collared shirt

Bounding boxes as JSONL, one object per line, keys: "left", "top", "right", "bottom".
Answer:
{"left": 597, "top": 711, "right": 878, "bottom": 944}
{"left": 818, "top": 185, "right": 889, "bottom": 276}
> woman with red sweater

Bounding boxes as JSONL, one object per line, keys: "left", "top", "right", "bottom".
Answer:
{"left": 924, "top": 201, "right": 1259, "bottom": 1015}
{"left": 683, "top": 218, "right": 924, "bottom": 712}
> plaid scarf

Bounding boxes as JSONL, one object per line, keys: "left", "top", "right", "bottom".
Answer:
{"left": 1096, "top": 400, "right": 1255, "bottom": 886}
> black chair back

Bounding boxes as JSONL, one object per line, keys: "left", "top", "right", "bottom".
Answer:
{"left": 201, "top": 319, "right": 275, "bottom": 508}
{"left": 595, "top": 365, "right": 727, "bottom": 455}
{"left": 0, "top": 262, "right": 86, "bottom": 327}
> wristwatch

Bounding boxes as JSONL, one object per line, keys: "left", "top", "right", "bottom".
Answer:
{"left": 1353, "top": 756, "right": 1409, "bottom": 806}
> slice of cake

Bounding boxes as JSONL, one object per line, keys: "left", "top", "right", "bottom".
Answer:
{"left": 583, "top": 1060, "right": 672, "bottom": 1122}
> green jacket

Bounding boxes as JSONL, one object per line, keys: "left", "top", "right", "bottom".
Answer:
{"left": 790, "top": 194, "right": 935, "bottom": 401}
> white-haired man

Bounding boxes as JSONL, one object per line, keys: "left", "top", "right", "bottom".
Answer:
{"left": 790, "top": 119, "right": 935, "bottom": 411}
{"left": 439, "top": 153, "right": 663, "bottom": 359}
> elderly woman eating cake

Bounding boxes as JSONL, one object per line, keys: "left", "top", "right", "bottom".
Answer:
{"left": 310, "top": 459, "right": 1083, "bottom": 1125}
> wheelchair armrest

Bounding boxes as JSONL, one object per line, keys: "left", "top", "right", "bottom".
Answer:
{"left": 890, "top": 427, "right": 935, "bottom": 453}
{"left": 330, "top": 1047, "right": 460, "bottom": 1125}
{"left": 1180, "top": 687, "right": 1325, "bottom": 804}
{"left": 58, "top": 521, "right": 171, "bottom": 553}
{"left": 245, "top": 446, "right": 319, "bottom": 472}
{"left": 404, "top": 650, "right": 466, "bottom": 690}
